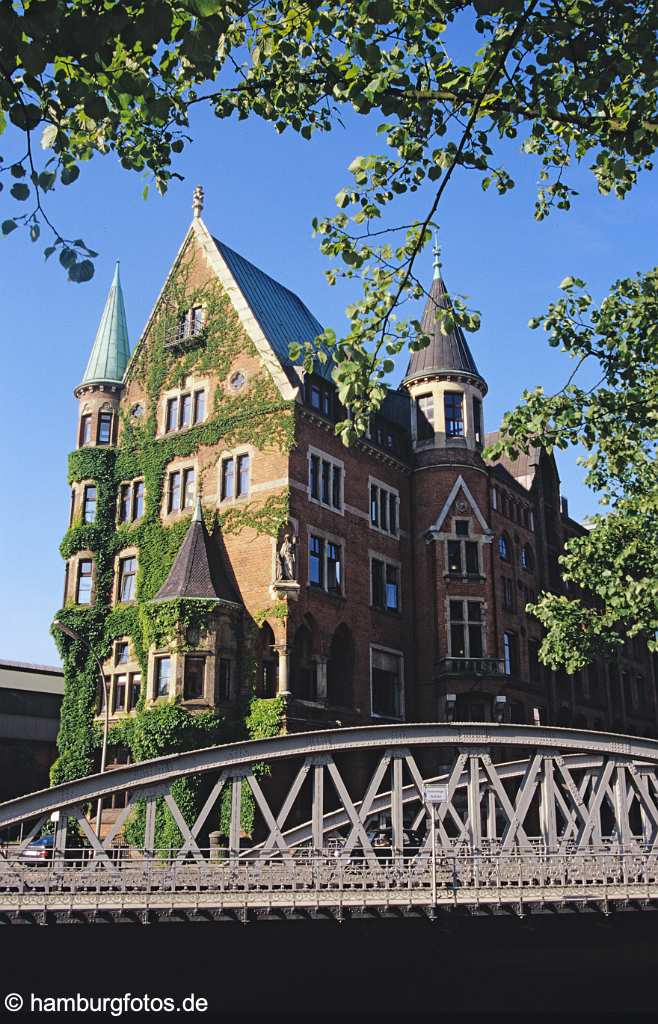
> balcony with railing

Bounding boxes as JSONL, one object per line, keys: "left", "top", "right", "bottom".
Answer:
{"left": 164, "top": 309, "right": 206, "bottom": 351}
{"left": 437, "top": 657, "right": 507, "bottom": 678}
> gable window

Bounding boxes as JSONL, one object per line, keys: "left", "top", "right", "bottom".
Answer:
{"left": 449, "top": 600, "right": 484, "bottom": 658}
{"left": 183, "top": 656, "right": 205, "bottom": 700}
{"left": 473, "top": 397, "right": 483, "bottom": 446}
{"left": 237, "top": 454, "right": 250, "bottom": 496}
{"left": 307, "top": 379, "right": 332, "bottom": 418}
{"left": 309, "top": 532, "right": 343, "bottom": 594}
{"left": 115, "top": 641, "right": 129, "bottom": 665}
{"left": 308, "top": 449, "right": 342, "bottom": 512}
{"left": 503, "top": 632, "right": 519, "bottom": 676}
{"left": 416, "top": 393, "right": 434, "bottom": 441}
{"left": 370, "top": 481, "right": 399, "bottom": 536}
{"left": 79, "top": 415, "right": 92, "bottom": 447}
{"left": 444, "top": 392, "right": 464, "bottom": 437}
{"left": 371, "top": 558, "right": 400, "bottom": 612}
{"left": 221, "top": 453, "right": 250, "bottom": 501}
{"left": 447, "top": 523, "right": 480, "bottom": 576}
{"left": 502, "top": 576, "right": 515, "bottom": 611}
{"left": 168, "top": 471, "right": 181, "bottom": 512}
{"left": 83, "top": 485, "right": 97, "bottom": 524}
{"left": 97, "top": 412, "right": 113, "bottom": 445}
{"left": 221, "top": 458, "right": 234, "bottom": 500}
{"left": 166, "top": 397, "right": 179, "bottom": 433}
{"left": 218, "top": 658, "right": 232, "bottom": 701}
{"left": 118, "top": 556, "right": 137, "bottom": 602}
{"left": 180, "top": 393, "right": 192, "bottom": 428}
{"left": 76, "top": 559, "right": 93, "bottom": 604}
{"left": 177, "top": 306, "right": 205, "bottom": 340}
{"left": 119, "top": 480, "right": 144, "bottom": 523}
{"left": 371, "top": 647, "right": 404, "bottom": 719}
{"left": 154, "top": 656, "right": 171, "bottom": 698}
{"left": 498, "top": 533, "right": 510, "bottom": 560}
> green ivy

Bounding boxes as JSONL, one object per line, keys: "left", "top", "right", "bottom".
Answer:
{"left": 52, "top": 261, "right": 294, "bottom": 841}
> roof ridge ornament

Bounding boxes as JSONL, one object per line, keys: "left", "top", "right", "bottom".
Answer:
{"left": 432, "top": 231, "right": 441, "bottom": 281}
{"left": 193, "top": 184, "right": 204, "bottom": 219}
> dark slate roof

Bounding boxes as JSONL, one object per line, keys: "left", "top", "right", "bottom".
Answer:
{"left": 213, "top": 238, "right": 333, "bottom": 381}
{"left": 380, "top": 388, "right": 411, "bottom": 431}
{"left": 403, "top": 275, "right": 484, "bottom": 384}
{"left": 484, "top": 430, "right": 542, "bottom": 484}
{"left": 153, "top": 502, "right": 240, "bottom": 604}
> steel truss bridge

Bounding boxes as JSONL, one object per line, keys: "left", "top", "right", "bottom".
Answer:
{"left": 2, "top": 724, "right": 658, "bottom": 924}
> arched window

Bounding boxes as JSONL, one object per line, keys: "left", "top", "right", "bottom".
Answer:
{"left": 291, "top": 621, "right": 316, "bottom": 701}
{"left": 520, "top": 544, "right": 534, "bottom": 571}
{"left": 259, "top": 623, "right": 278, "bottom": 697}
{"left": 498, "top": 533, "right": 510, "bottom": 561}
{"left": 327, "top": 624, "right": 355, "bottom": 708}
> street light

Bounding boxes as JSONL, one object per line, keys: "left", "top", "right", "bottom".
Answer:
{"left": 54, "top": 619, "right": 109, "bottom": 837}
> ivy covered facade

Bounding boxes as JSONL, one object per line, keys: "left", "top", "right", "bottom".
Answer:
{"left": 53, "top": 202, "right": 657, "bottom": 842}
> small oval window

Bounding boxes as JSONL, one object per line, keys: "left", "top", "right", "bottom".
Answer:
{"left": 230, "top": 371, "right": 246, "bottom": 391}
{"left": 131, "top": 404, "right": 144, "bottom": 418}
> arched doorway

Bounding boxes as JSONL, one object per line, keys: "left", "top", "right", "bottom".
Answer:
{"left": 327, "top": 624, "right": 355, "bottom": 707}
{"left": 259, "top": 622, "right": 278, "bottom": 697}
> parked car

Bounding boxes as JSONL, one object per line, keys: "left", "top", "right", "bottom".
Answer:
{"left": 20, "top": 834, "right": 54, "bottom": 863}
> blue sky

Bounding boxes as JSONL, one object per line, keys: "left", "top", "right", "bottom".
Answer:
{"left": 1, "top": 100, "right": 656, "bottom": 667}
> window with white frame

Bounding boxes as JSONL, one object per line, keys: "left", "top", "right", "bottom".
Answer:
{"left": 308, "top": 531, "right": 343, "bottom": 594}
{"left": 308, "top": 448, "right": 343, "bottom": 512}
{"left": 154, "top": 656, "right": 172, "bottom": 698}
{"left": 370, "top": 479, "right": 399, "bottom": 535}
{"left": 117, "top": 555, "right": 137, "bottom": 602}
{"left": 166, "top": 467, "right": 195, "bottom": 513}
{"left": 370, "top": 646, "right": 404, "bottom": 719}
{"left": 76, "top": 558, "right": 94, "bottom": 604}
{"left": 449, "top": 599, "right": 484, "bottom": 658}
{"left": 371, "top": 556, "right": 400, "bottom": 612}
{"left": 220, "top": 452, "right": 250, "bottom": 501}
{"left": 164, "top": 385, "right": 207, "bottom": 433}
{"left": 447, "top": 519, "right": 480, "bottom": 576}
{"left": 118, "top": 480, "right": 144, "bottom": 523}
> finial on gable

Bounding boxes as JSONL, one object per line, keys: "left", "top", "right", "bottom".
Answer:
{"left": 193, "top": 496, "right": 203, "bottom": 523}
{"left": 432, "top": 231, "right": 441, "bottom": 280}
{"left": 193, "top": 184, "right": 204, "bottom": 219}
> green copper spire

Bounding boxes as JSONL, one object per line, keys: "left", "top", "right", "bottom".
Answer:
{"left": 80, "top": 262, "right": 130, "bottom": 385}
{"left": 432, "top": 232, "right": 441, "bottom": 280}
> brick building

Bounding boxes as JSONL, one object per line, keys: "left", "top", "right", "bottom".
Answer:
{"left": 61, "top": 196, "right": 657, "bottom": 745}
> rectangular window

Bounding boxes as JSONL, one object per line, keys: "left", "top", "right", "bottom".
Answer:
{"left": 447, "top": 541, "right": 462, "bottom": 575}
{"left": 76, "top": 559, "right": 93, "bottom": 604}
{"left": 473, "top": 397, "right": 483, "bottom": 446}
{"left": 191, "top": 306, "right": 204, "bottom": 334}
{"left": 132, "top": 481, "right": 144, "bottom": 521}
{"left": 97, "top": 412, "right": 112, "bottom": 445}
{"left": 372, "top": 559, "right": 400, "bottom": 610}
{"left": 310, "top": 454, "right": 320, "bottom": 500}
{"left": 371, "top": 484, "right": 379, "bottom": 527}
{"left": 155, "top": 656, "right": 171, "bottom": 698}
{"left": 115, "top": 641, "right": 129, "bottom": 665}
{"left": 310, "top": 383, "right": 322, "bottom": 410}
{"left": 370, "top": 482, "right": 398, "bottom": 535}
{"left": 503, "top": 632, "right": 518, "bottom": 676}
{"left": 371, "top": 558, "right": 385, "bottom": 609}
{"left": 183, "top": 656, "right": 205, "bottom": 700}
{"left": 322, "top": 389, "right": 331, "bottom": 417}
{"left": 503, "top": 577, "right": 515, "bottom": 610}
{"left": 182, "top": 468, "right": 195, "bottom": 509}
{"left": 326, "top": 541, "right": 342, "bottom": 593}
{"left": 113, "top": 674, "right": 127, "bottom": 713}
{"left": 450, "top": 600, "right": 484, "bottom": 659}
{"left": 180, "top": 393, "right": 192, "bottom": 428}
{"left": 444, "top": 392, "right": 464, "bottom": 437}
{"left": 237, "top": 454, "right": 250, "bottom": 497}
{"left": 218, "top": 659, "right": 231, "bottom": 701}
{"left": 465, "top": 542, "right": 479, "bottom": 575}
{"left": 166, "top": 397, "right": 178, "bottom": 433}
{"left": 168, "top": 471, "right": 181, "bottom": 512}
{"left": 321, "top": 460, "right": 330, "bottom": 504}
{"left": 309, "top": 535, "right": 324, "bottom": 587}
{"left": 371, "top": 648, "right": 403, "bottom": 719}
{"left": 79, "top": 415, "right": 92, "bottom": 447}
{"left": 385, "top": 564, "right": 399, "bottom": 611}
{"left": 119, "top": 484, "right": 131, "bottom": 523}
{"left": 416, "top": 394, "right": 434, "bottom": 441}
{"left": 119, "top": 556, "right": 136, "bottom": 602}
{"left": 193, "top": 390, "right": 206, "bottom": 424}
{"left": 455, "top": 519, "right": 469, "bottom": 537}
{"left": 221, "top": 458, "right": 234, "bottom": 500}
{"left": 389, "top": 493, "right": 398, "bottom": 534}
{"left": 83, "top": 485, "right": 97, "bottom": 524}
{"left": 63, "top": 562, "right": 70, "bottom": 604}
{"left": 128, "top": 672, "right": 141, "bottom": 710}
{"left": 332, "top": 466, "right": 342, "bottom": 510}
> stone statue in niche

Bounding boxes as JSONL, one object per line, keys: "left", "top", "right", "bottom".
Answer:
{"left": 276, "top": 526, "right": 298, "bottom": 581}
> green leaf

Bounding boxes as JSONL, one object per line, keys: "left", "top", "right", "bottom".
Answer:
{"left": 1, "top": 220, "right": 17, "bottom": 235}
{"left": 9, "top": 103, "right": 41, "bottom": 131}
{"left": 60, "top": 165, "right": 80, "bottom": 186}
{"left": 10, "top": 183, "right": 30, "bottom": 200}
{"left": 59, "top": 247, "right": 77, "bottom": 270}
{"left": 68, "top": 259, "right": 95, "bottom": 283}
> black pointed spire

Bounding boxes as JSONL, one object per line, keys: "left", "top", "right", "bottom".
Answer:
{"left": 403, "top": 271, "right": 485, "bottom": 387}
{"left": 153, "top": 499, "right": 240, "bottom": 604}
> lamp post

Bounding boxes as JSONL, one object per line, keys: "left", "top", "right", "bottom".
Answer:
{"left": 54, "top": 620, "right": 109, "bottom": 837}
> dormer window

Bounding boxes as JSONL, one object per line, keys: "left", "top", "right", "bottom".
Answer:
{"left": 416, "top": 394, "right": 434, "bottom": 441}
{"left": 175, "top": 306, "right": 205, "bottom": 341}
{"left": 444, "top": 392, "right": 464, "bottom": 437}
{"left": 97, "top": 411, "right": 113, "bottom": 445}
{"left": 307, "top": 378, "right": 332, "bottom": 418}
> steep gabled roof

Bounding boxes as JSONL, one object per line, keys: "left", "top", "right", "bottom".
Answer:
{"left": 153, "top": 500, "right": 240, "bottom": 605}
{"left": 212, "top": 237, "right": 332, "bottom": 381}
{"left": 403, "top": 272, "right": 484, "bottom": 387}
{"left": 81, "top": 263, "right": 130, "bottom": 386}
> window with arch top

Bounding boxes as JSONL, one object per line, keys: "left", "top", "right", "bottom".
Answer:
{"left": 520, "top": 544, "right": 535, "bottom": 572}
{"left": 498, "top": 532, "right": 510, "bottom": 561}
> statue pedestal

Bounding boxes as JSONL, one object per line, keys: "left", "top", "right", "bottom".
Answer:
{"left": 270, "top": 580, "right": 300, "bottom": 601}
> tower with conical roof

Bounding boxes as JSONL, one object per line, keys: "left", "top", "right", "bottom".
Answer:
{"left": 74, "top": 262, "right": 131, "bottom": 449}
{"left": 401, "top": 239, "right": 487, "bottom": 453}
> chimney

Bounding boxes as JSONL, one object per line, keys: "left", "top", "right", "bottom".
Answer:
{"left": 560, "top": 496, "right": 569, "bottom": 518}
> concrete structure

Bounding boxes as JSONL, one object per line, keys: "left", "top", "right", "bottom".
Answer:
{"left": 0, "top": 660, "right": 64, "bottom": 803}
{"left": 61, "top": 197, "right": 656, "bottom": 744}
